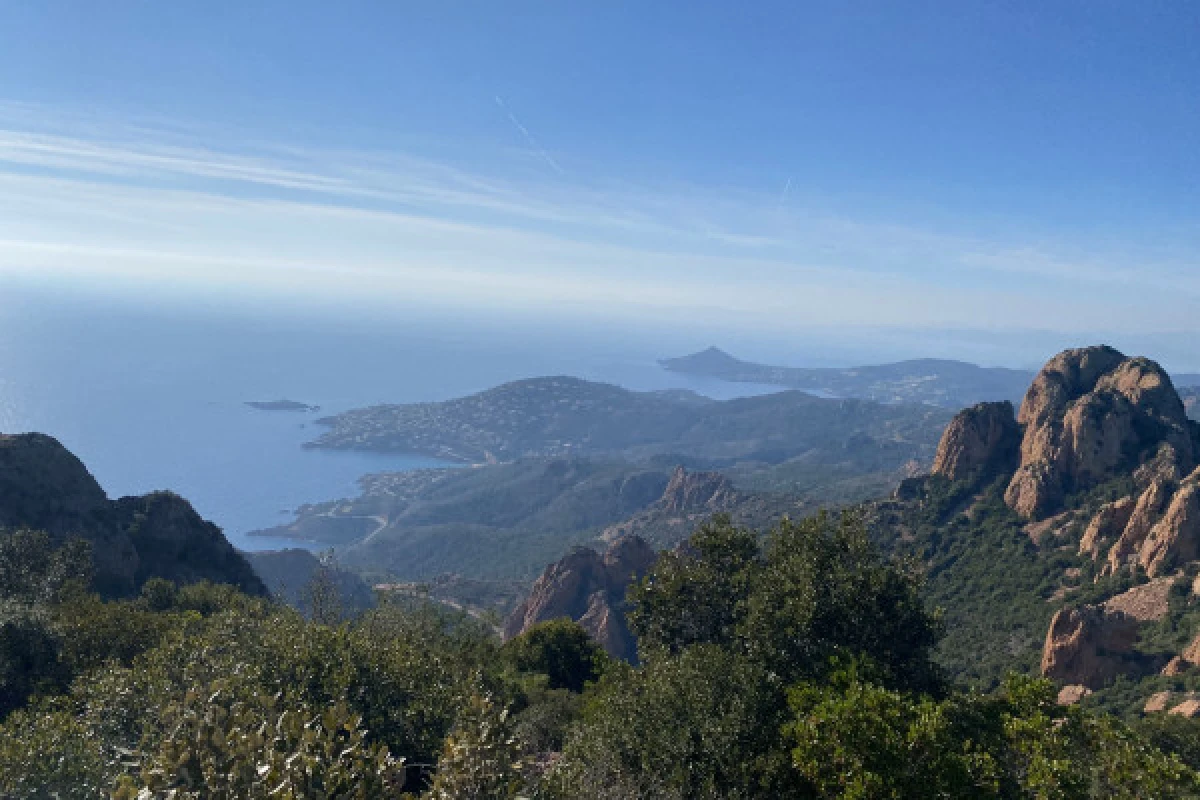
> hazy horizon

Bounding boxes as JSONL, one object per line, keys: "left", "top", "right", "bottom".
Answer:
{"left": 2, "top": 3, "right": 1199, "bottom": 346}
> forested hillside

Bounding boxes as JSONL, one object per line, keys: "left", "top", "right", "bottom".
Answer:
{"left": 6, "top": 514, "right": 1200, "bottom": 798}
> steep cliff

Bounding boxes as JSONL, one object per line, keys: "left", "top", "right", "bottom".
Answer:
{"left": 930, "top": 401, "right": 1020, "bottom": 483}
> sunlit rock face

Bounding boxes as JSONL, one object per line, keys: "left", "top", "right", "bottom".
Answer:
{"left": 930, "top": 400, "right": 1020, "bottom": 483}
{"left": 1005, "top": 347, "right": 1195, "bottom": 520}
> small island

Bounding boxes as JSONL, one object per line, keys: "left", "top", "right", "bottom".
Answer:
{"left": 245, "top": 399, "right": 321, "bottom": 413}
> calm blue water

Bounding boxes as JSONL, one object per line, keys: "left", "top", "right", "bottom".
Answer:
{"left": 0, "top": 285, "right": 780, "bottom": 550}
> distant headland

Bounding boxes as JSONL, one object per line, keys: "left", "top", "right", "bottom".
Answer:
{"left": 245, "top": 399, "right": 321, "bottom": 413}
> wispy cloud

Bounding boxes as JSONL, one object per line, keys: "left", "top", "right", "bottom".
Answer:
{"left": 0, "top": 104, "right": 1197, "bottom": 334}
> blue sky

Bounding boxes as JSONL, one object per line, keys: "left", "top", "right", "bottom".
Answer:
{"left": 1, "top": 2, "right": 1199, "bottom": 337}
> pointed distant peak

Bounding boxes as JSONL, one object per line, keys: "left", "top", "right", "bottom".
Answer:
{"left": 660, "top": 346, "right": 746, "bottom": 371}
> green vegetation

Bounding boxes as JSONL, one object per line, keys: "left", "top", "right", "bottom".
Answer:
{"left": 6, "top": 517, "right": 1200, "bottom": 797}
{"left": 501, "top": 619, "right": 610, "bottom": 693}
{"left": 873, "top": 476, "right": 1086, "bottom": 688}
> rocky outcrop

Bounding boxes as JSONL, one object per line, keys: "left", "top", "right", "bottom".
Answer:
{"left": 1163, "top": 657, "right": 1189, "bottom": 676}
{"left": 0, "top": 432, "right": 265, "bottom": 598}
{"left": 1138, "top": 479, "right": 1200, "bottom": 577}
{"left": 1078, "top": 497, "right": 1135, "bottom": 559}
{"left": 1171, "top": 698, "right": 1200, "bottom": 718}
{"left": 1101, "top": 575, "right": 1177, "bottom": 622}
{"left": 1056, "top": 684, "right": 1092, "bottom": 706}
{"left": 1176, "top": 631, "right": 1200, "bottom": 670}
{"left": 658, "top": 466, "right": 737, "bottom": 514}
{"left": 1040, "top": 605, "right": 1142, "bottom": 689}
{"left": 503, "top": 535, "right": 656, "bottom": 661}
{"left": 1146, "top": 691, "right": 1174, "bottom": 713}
{"left": 1103, "top": 477, "right": 1176, "bottom": 575}
{"left": 931, "top": 401, "right": 1019, "bottom": 483}
{"left": 112, "top": 491, "right": 265, "bottom": 594}
{"left": 1005, "top": 347, "right": 1195, "bottom": 519}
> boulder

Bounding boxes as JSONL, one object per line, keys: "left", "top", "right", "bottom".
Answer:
{"left": 1057, "top": 684, "right": 1092, "bottom": 706}
{"left": 1005, "top": 347, "right": 1194, "bottom": 520}
{"left": 1040, "top": 605, "right": 1142, "bottom": 689}
{"left": 930, "top": 401, "right": 1019, "bottom": 483}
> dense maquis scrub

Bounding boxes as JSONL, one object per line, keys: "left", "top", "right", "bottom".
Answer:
{"left": 4, "top": 520, "right": 1200, "bottom": 797}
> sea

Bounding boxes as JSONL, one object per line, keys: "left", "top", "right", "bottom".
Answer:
{"left": 0, "top": 283, "right": 788, "bottom": 551}
{"left": 9, "top": 281, "right": 1191, "bottom": 552}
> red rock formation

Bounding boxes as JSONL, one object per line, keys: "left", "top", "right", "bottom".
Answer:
{"left": 1078, "top": 497, "right": 1135, "bottom": 560}
{"left": 1104, "top": 477, "right": 1175, "bottom": 575}
{"left": 1056, "top": 684, "right": 1092, "bottom": 705}
{"left": 658, "top": 466, "right": 737, "bottom": 514}
{"left": 1005, "top": 347, "right": 1194, "bottom": 520}
{"left": 503, "top": 535, "right": 656, "bottom": 661}
{"left": 1101, "top": 576, "right": 1177, "bottom": 622}
{"left": 931, "top": 401, "right": 1019, "bottom": 483}
{"left": 1170, "top": 698, "right": 1200, "bottom": 718}
{"left": 1146, "top": 691, "right": 1173, "bottom": 712}
{"left": 1040, "top": 605, "right": 1141, "bottom": 689}
{"left": 1139, "top": 480, "right": 1200, "bottom": 577}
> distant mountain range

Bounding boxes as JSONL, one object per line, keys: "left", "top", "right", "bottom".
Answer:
{"left": 661, "top": 346, "right": 1200, "bottom": 409}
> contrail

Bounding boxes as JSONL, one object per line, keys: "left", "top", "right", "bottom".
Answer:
{"left": 495, "top": 95, "right": 564, "bottom": 175}
{"left": 779, "top": 176, "right": 792, "bottom": 206}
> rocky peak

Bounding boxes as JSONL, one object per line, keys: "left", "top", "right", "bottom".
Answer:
{"left": 1005, "top": 347, "right": 1195, "bottom": 519}
{"left": 930, "top": 401, "right": 1019, "bottom": 483}
{"left": 113, "top": 491, "right": 266, "bottom": 594}
{"left": 603, "top": 534, "right": 656, "bottom": 588}
{"left": 0, "top": 433, "right": 108, "bottom": 534}
{"left": 659, "top": 466, "right": 737, "bottom": 514}
{"left": 503, "top": 534, "right": 657, "bottom": 661}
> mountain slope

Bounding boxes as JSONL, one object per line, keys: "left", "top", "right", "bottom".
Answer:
{"left": 0, "top": 432, "right": 265, "bottom": 597}
{"left": 869, "top": 346, "right": 1200, "bottom": 715}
